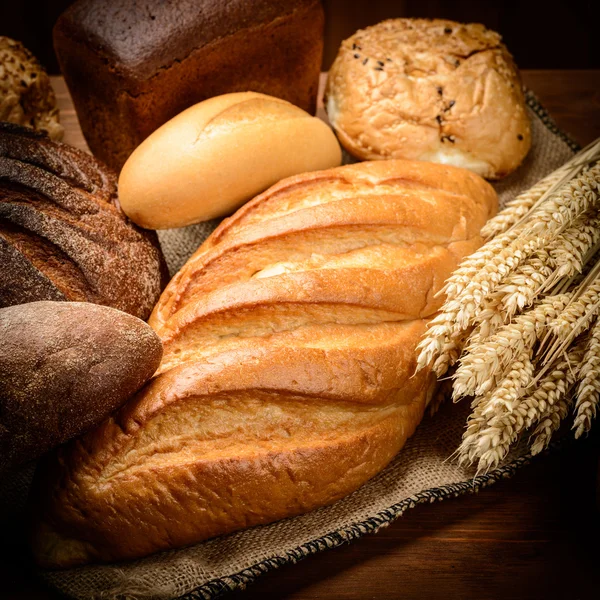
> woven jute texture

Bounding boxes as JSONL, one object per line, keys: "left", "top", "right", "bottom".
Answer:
{"left": 3, "top": 93, "right": 578, "bottom": 600}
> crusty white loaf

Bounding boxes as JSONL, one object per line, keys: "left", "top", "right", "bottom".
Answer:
{"left": 31, "top": 160, "right": 497, "bottom": 567}
{"left": 325, "top": 19, "right": 531, "bottom": 179}
{"left": 118, "top": 92, "right": 342, "bottom": 229}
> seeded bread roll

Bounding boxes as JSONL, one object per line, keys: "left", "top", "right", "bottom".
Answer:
{"left": 31, "top": 160, "right": 497, "bottom": 568}
{"left": 0, "top": 123, "right": 169, "bottom": 319}
{"left": 0, "top": 37, "right": 63, "bottom": 141}
{"left": 325, "top": 18, "right": 531, "bottom": 179}
{"left": 0, "top": 301, "right": 162, "bottom": 474}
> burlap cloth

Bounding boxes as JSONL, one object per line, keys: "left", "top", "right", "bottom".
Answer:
{"left": 0, "top": 92, "right": 580, "bottom": 599}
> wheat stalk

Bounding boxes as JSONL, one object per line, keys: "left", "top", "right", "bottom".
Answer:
{"left": 417, "top": 155, "right": 600, "bottom": 378}
{"left": 573, "top": 318, "right": 600, "bottom": 438}
{"left": 452, "top": 295, "right": 570, "bottom": 400}
{"left": 416, "top": 138, "right": 600, "bottom": 468}
{"left": 457, "top": 351, "right": 534, "bottom": 471}
{"left": 481, "top": 168, "right": 572, "bottom": 240}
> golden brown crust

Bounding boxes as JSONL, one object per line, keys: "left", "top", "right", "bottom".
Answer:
{"left": 325, "top": 18, "right": 531, "bottom": 179}
{"left": 31, "top": 160, "right": 497, "bottom": 567}
{"left": 117, "top": 92, "right": 342, "bottom": 229}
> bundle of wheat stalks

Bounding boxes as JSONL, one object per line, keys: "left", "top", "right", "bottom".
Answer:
{"left": 417, "top": 138, "right": 600, "bottom": 473}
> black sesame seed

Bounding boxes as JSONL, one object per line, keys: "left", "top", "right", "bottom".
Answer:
{"left": 31, "top": 72, "right": 37, "bottom": 79}
{"left": 436, "top": 115, "right": 443, "bottom": 124}
{"left": 437, "top": 86, "right": 443, "bottom": 95}
{"left": 444, "top": 27, "right": 452, "bottom": 34}
{"left": 455, "top": 59, "right": 460, "bottom": 66}
{"left": 517, "top": 134, "right": 524, "bottom": 141}
{"left": 377, "top": 60, "right": 385, "bottom": 66}
{"left": 386, "top": 57, "right": 392, "bottom": 62}
{"left": 352, "top": 43, "right": 357, "bottom": 49}
{"left": 374, "top": 66, "right": 384, "bottom": 71}
{"left": 443, "top": 100, "right": 456, "bottom": 112}
{"left": 362, "top": 58, "right": 369, "bottom": 65}
{"left": 353, "top": 53, "right": 360, "bottom": 59}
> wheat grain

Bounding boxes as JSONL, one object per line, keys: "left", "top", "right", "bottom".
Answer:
{"left": 573, "top": 318, "right": 600, "bottom": 438}
{"left": 452, "top": 295, "right": 570, "bottom": 399}
{"left": 491, "top": 253, "right": 554, "bottom": 319}
{"left": 548, "top": 276, "right": 600, "bottom": 338}
{"left": 457, "top": 351, "right": 534, "bottom": 471}
{"left": 481, "top": 168, "right": 570, "bottom": 240}
{"left": 528, "top": 340, "right": 586, "bottom": 454}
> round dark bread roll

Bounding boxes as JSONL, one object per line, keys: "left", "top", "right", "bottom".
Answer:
{"left": 0, "top": 123, "right": 169, "bottom": 320}
{"left": 0, "top": 301, "right": 163, "bottom": 474}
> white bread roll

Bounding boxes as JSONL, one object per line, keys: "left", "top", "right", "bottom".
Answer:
{"left": 118, "top": 92, "right": 342, "bottom": 229}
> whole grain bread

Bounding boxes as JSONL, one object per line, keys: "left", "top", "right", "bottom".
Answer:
{"left": 0, "top": 123, "right": 169, "bottom": 319}
{"left": 0, "top": 301, "right": 162, "bottom": 475}
{"left": 31, "top": 160, "right": 498, "bottom": 568}
{"left": 0, "top": 37, "right": 63, "bottom": 141}
{"left": 53, "top": 0, "right": 324, "bottom": 170}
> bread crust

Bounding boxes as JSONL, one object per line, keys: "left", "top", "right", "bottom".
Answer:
{"left": 325, "top": 18, "right": 531, "bottom": 179}
{"left": 0, "top": 301, "right": 162, "bottom": 474}
{"left": 31, "top": 160, "right": 497, "bottom": 567}
{"left": 118, "top": 92, "right": 342, "bottom": 228}
{"left": 53, "top": 0, "right": 324, "bottom": 170}
{"left": 0, "top": 123, "right": 169, "bottom": 319}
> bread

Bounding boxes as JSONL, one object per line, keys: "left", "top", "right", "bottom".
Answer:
{"left": 0, "top": 123, "right": 169, "bottom": 320}
{"left": 118, "top": 92, "right": 342, "bottom": 229}
{"left": 325, "top": 19, "right": 531, "bottom": 179}
{"left": 0, "top": 37, "right": 63, "bottom": 141}
{"left": 53, "top": 0, "right": 325, "bottom": 171}
{"left": 0, "top": 301, "right": 162, "bottom": 474}
{"left": 31, "top": 160, "right": 498, "bottom": 567}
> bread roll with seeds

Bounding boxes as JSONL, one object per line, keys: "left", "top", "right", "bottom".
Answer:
{"left": 325, "top": 18, "right": 531, "bottom": 179}
{"left": 0, "top": 37, "right": 63, "bottom": 140}
{"left": 31, "top": 160, "right": 497, "bottom": 567}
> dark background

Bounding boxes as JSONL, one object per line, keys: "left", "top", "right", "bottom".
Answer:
{"left": 1, "top": 0, "right": 598, "bottom": 74}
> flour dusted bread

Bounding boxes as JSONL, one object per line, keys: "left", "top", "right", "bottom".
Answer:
{"left": 325, "top": 19, "right": 531, "bottom": 179}
{"left": 0, "top": 123, "right": 168, "bottom": 319}
{"left": 31, "top": 160, "right": 497, "bottom": 567}
{"left": 118, "top": 92, "right": 342, "bottom": 229}
{"left": 0, "top": 302, "right": 162, "bottom": 474}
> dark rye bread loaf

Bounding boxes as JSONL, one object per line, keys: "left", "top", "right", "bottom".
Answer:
{"left": 53, "top": 0, "right": 324, "bottom": 170}
{"left": 0, "top": 123, "right": 169, "bottom": 320}
{"left": 0, "top": 301, "right": 162, "bottom": 474}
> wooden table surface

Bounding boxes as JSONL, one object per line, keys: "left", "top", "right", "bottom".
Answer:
{"left": 4, "top": 70, "right": 600, "bottom": 600}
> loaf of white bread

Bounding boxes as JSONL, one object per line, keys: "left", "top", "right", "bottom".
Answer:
{"left": 31, "top": 160, "right": 497, "bottom": 567}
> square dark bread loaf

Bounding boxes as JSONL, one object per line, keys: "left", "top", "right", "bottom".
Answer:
{"left": 53, "top": 0, "right": 325, "bottom": 171}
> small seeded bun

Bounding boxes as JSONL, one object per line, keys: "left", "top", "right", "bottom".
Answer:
{"left": 325, "top": 19, "right": 531, "bottom": 180}
{"left": 0, "top": 37, "right": 63, "bottom": 141}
